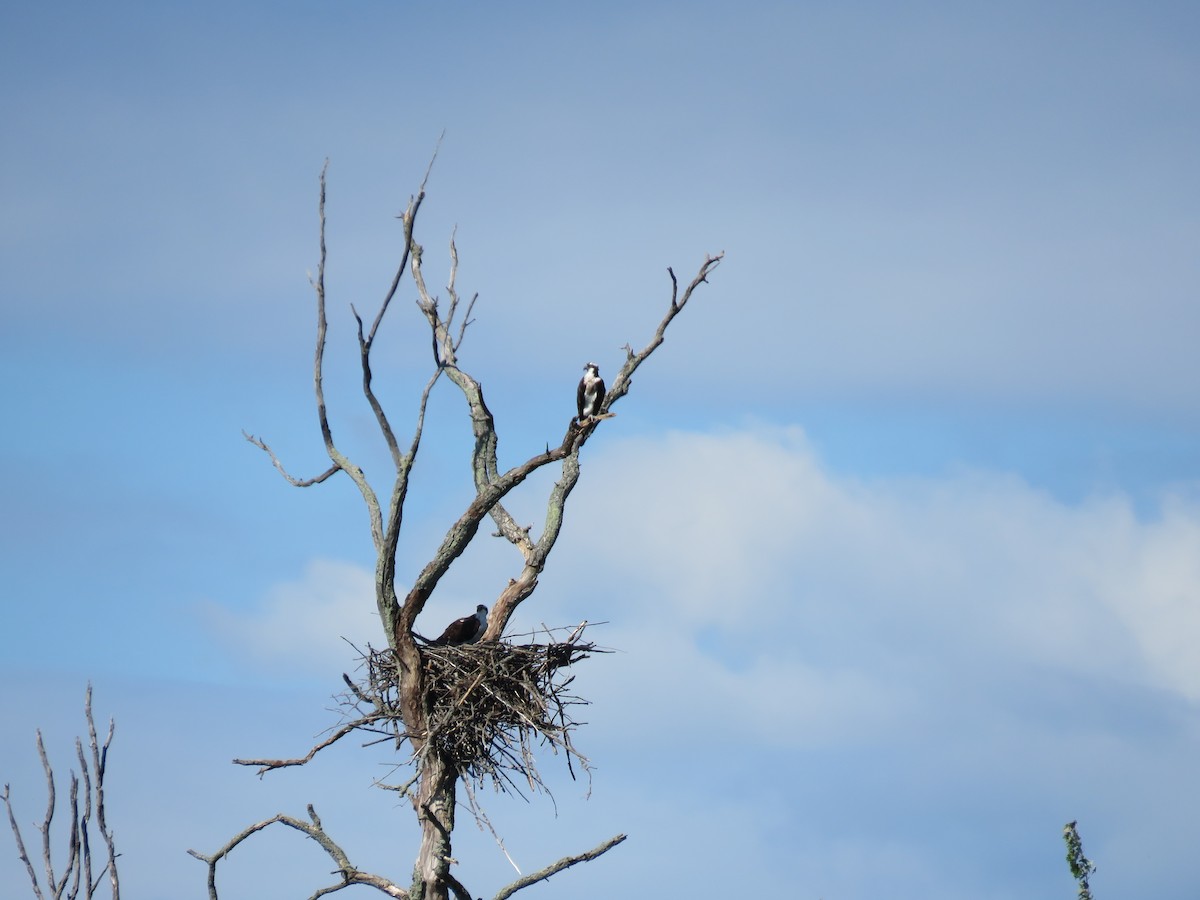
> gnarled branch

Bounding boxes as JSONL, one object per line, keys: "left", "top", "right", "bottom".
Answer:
{"left": 189, "top": 804, "right": 407, "bottom": 900}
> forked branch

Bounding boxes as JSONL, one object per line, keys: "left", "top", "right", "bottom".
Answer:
{"left": 188, "top": 805, "right": 407, "bottom": 900}
{"left": 246, "top": 159, "right": 386, "bottom": 550}
{"left": 350, "top": 151, "right": 435, "bottom": 472}
{"left": 607, "top": 252, "right": 724, "bottom": 408}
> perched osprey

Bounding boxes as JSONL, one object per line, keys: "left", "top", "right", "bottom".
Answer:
{"left": 577, "top": 363, "right": 605, "bottom": 422}
{"left": 434, "top": 604, "right": 488, "bottom": 646}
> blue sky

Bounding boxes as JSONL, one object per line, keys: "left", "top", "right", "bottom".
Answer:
{"left": 2, "top": 1, "right": 1198, "bottom": 897}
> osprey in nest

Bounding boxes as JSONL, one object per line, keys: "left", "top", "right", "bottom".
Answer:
{"left": 433, "top": 604, "right": 488, "bottom": 645}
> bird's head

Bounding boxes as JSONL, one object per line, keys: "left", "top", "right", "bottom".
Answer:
{"left": 583, "top": 362, "right": 599, "bottom": 375}
{"left": 476, "top": 604, "right": 488, "bottom": 615}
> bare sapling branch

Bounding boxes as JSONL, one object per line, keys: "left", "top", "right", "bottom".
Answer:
{"left": 2, "top": 781, "right": 45, "bottom": 900}
{"left": 2, "top": 683, "right": 120, "bottom": 900}
{"left": 85, "top": 685, "right": 118, "bottom": 898}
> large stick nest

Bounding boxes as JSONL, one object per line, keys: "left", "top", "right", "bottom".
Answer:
{"left": 344, "top": 624, "right": 604, "bottom": 796}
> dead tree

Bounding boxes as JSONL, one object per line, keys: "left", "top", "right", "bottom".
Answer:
{"left": 189, "top": 157, "right": 722, "bottom": 900}
{"left": 3, "top": 684, "right": 120, "bottom": 900}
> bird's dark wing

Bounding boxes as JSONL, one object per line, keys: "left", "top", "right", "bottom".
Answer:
{"left": 435, "top": 615, "right": 472, "bottom": 645}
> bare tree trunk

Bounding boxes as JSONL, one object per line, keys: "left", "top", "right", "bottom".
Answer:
{"left": 396, "top": 591, "right": 455, "bottom": 900}
{"left": 411, "top": 751, "right": 457, "bottom": 900}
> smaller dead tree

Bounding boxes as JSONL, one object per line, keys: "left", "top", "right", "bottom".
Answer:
{"left": 3, "top": 684, "right": 120, "bottom": 900}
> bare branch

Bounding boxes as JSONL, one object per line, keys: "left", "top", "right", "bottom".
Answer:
{"left": 245, "top": 156, "right": 448, "bottom": 650}
{"left": 3, "top": 783, "right": 46, "bottom": 900}
{"left": 443, "top": 230, "right": 478, "bottom": 355}
{"left": 398, "top": 435, "right": 583, "bottom": 639}
{"left": 353, "top": 148, "right": 434, "bottom": 473}
{"left": 312, "top": 158, "right": 334, "bottom": 455}
{"left": 65, "top": 771, "right": 80, "bottom": 898}
{"left": 492, "top": 833, "right": 627, "bottom": 900}
{"left": 232, "top": 715, "right": 390, "bottom": 776}
{"left": 242, "top": 162, "right": 385, "bottom": 549}
{"left": 444, "top": 871, "right": 474, "bottom": 900}
{"left": 445, "top": 227, "right": 462, "bottom": 335}
{"left": 373, "top": 363, "right": 447, "bottom": 646}
{"left": 353, "top": 303, "right": 403, "bottom": 469}
{"left": 188, "top": 805, "right": 408, "bottom": 900}
{"left": 84, "top": 684, "right": 119, "bottom": 900}
{"left": 243, "top": 431, "right": 340, "bottom": 487}
{"left": 366, "top": 141, "right": 437, "bottom": 350}
{"left": 311, "top": 164, "right": 387, "bottom": 549}
{"left": 606, "top": 252, "right": 723, "bottom": 410}
{"left": 405, "top": 368, "right": 444, "bottom": 466}
{"left": 36, "top": 731, "right": 58, "bottom": 895}
{"left": 76, "top": 738, "right": 93, "bottom": 898}
{"left": 455, "top": 294, "right": 478, "bottom": 353}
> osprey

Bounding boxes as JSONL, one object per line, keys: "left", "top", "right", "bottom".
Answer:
{"left": 577, "top": 363, "right": 605, "bottom": 422}
{"left": 434, "top": 604, "right": 488, "bottom": 646}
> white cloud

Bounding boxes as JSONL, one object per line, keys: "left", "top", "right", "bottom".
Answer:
{"left": 559, "top": 425, "right": 1200, "bottom": 751}
{"left": 1091, "top": 498, "right": 1200, "bottom": 701}
{"left": 200, "top": 559, "right": 380, "bottom": 675}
